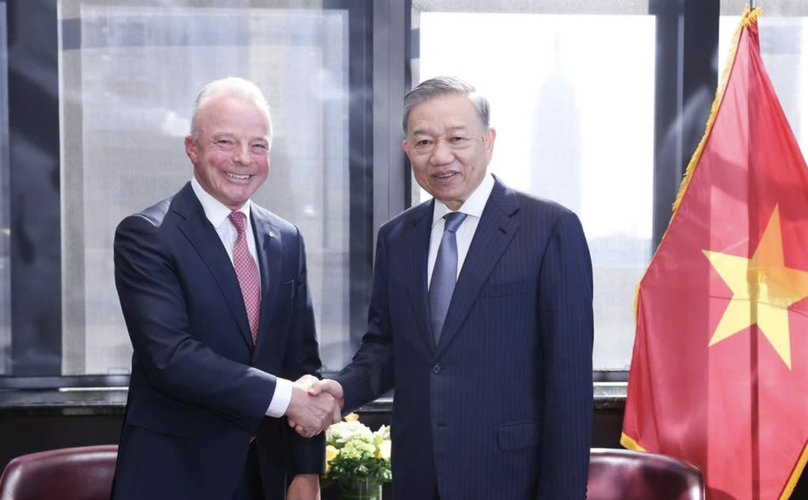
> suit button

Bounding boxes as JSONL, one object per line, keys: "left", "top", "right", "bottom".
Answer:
{"left": 432, "top": 363, "right": 441, "bottom": 374}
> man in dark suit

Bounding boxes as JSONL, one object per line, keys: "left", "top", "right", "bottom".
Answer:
{"left": 305, "top": 76, "right": 594, "bottom": 499}
{"left": 112, "top": 77, "right": 339, "bottom": 500}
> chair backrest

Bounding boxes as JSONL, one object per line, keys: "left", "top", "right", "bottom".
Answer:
{"left": 588, "top": 448, "right": 705, "bottom": 500}
{"left": 0, "top": 445, "right": 118, "bottom": 500}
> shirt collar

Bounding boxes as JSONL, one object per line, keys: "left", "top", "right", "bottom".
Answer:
{"left": 191, "top": 176, "right": 252, "bottom": 229}
{"left": 431, "top": 172, "right": 495, "bottom": 228}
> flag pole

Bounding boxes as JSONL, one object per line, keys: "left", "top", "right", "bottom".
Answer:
{"left": 745, "top": 7, "right": 761, "bottom": 496}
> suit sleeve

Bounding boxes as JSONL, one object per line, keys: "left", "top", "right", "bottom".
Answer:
{"left": 334, "top": 226, "right": 395, "bottom": 413}
{"left": 114, "top": 214, "right": 274, "bottom": 432}
{"left": 282, "top": 228, "right": 326, "bottom": 475}
{"left": 536, "top": 211, "right": 594, "bottom": 499}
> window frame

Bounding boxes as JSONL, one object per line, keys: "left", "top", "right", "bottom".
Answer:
{"left": 1, "top": 0, "right": 723, "bottom": 387}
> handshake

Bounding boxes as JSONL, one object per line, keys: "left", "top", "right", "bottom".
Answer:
{"left": 284, "top": 375, "right": 345, "bottom": 438}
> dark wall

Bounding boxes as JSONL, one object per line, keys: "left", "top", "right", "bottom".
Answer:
{"left": 0, "top": 413, "right": 123, "bottom": 466}
{"left": 2, "top": 406, "right": 806, "bottom": 497}
{"left": 0, "top": 406, "right": 624, "bottom": 475}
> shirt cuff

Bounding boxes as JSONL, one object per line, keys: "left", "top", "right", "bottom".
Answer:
{"left": 266, "top": 377, "right": 293, "bottom": 417}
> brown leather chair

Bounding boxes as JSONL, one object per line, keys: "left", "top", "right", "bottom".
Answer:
{"left": 588, "top": 448, "right": 705, "bottom": 500}
{"left": 0, "top": 445, "right": 118, "bottom": 500}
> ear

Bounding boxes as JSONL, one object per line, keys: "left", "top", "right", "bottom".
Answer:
{"left": 185, "top": 135, "right": 198, "bottom": 164}
{"left": 484, "top": 128, "right": 496, "bottom": 162}
{"left": 402, "top": 139, "right": 412, "bottom": 161}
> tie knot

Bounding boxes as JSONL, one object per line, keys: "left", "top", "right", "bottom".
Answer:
{"left": 229, "top": 211, "right": 247, "bottom": 234}
{"left": 443, "top": 212, "right": 467, "bottom": 233}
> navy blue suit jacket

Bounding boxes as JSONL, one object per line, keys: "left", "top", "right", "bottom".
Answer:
{"left": 335, "top": 178, "right": 594, "bottom": 499}
{"left": 111, "top": 182, "right": 323, "bottom": 500}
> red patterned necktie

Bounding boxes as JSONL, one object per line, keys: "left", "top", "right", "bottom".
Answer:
{"left": 228, "top": 211, "right": 261, "bottom": 344}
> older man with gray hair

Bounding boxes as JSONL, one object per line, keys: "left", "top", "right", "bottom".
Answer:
{"left": 112, "top": 77, "right": 339, "bottom": 500}
{"left": 307, "top": 76, "right": 594, "bottom": 499}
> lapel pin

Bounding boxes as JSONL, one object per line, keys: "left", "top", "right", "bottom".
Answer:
{"left": 268, "top": 231, "right": 275, "bottom": 238}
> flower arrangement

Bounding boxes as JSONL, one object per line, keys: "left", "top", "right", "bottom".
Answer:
{"left": 322, "top": 413, "right": 392, "bottom": 488}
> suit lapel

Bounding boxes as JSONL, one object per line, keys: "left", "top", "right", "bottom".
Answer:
{"left": 406, "top": 201, "right": 437, "bottom": 356}
{"left": 173, "top": 183, "right": 254, "bottom": 349}
{"left": 436, "top": 180, "right": 520, "bottom": 355}
{"left": 251, "top": 209, "right": 282, "bottom": 353}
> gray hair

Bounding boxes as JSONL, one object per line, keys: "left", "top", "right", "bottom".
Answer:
{"left": 401, "top": 76, "right": 490, "bottom": 135}
{"left": 190, "top": 77, "right": 273, "bottom": 141}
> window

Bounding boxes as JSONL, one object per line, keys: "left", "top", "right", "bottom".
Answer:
{"left": 0, "top": 0, "right": 373, "bottom": 376}
{"left": 412, "top": 1, "right": 655, "bottom": 370}
{"left": 2, "top": 0, "right": 739, "bottom": 383}
{"left": 720, "top": 3, "right": 808, "bottom": 156}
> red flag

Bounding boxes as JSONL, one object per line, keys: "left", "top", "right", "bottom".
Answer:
{"left": 622, "top": 8, "right": 808, "bottom": 499}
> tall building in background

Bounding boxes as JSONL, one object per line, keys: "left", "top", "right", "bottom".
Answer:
{"left": 530, "top": 38, "right": 582, "bottom": 215}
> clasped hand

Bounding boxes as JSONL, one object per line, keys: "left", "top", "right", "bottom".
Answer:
{"left": 285, "top": 375, "right": 344, "bottom": 438}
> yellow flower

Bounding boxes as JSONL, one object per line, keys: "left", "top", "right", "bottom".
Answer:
{"left": 325, "top": 445, "right": 339, "bottom": 474}
{"left": 344, "top": 413, "right": 360, "bottom": 422}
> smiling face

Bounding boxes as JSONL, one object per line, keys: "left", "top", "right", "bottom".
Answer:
{"left": 403, "top": 94, "right": 495, "bottom": 211}
{"left": 185, "top": 94, "right": 271, "bottom": 210}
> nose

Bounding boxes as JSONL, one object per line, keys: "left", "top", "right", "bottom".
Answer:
{"left": 233, "top": 142, "right": 252, "bottom": 166}
{"left": 429, "top": 138, "right": 453, "bottom": 165}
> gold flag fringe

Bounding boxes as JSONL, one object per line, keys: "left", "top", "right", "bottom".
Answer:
{"left": 627, "top": 7, "right": 808, "bottom": 499}
{"left": 620, "top": 432, "right": 646, "bottom": 453}
{"left": 632, "top": 7, "right": 759, "bottom": 321}
{"left": 783, "top": 441, "right": 808, "bottom": 499}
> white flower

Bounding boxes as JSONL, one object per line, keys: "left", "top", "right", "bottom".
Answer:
{"left": 373, "top": 425, "right": 390, "bottom": 441}
{"left": 326, "top": 420, "right": 373, "bottom": 445}
{"left": 376, "top": 440, "right": 392, "bottom": 460}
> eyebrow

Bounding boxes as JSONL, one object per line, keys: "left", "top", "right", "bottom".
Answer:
{"left": 210, "top": 133, "right": 268, "bottom": 144}
{"left": 411, "top": 125, "right": 469, "bottom": 136}
{"left": 410, "top": 127, "right": 434, "bottom": 136}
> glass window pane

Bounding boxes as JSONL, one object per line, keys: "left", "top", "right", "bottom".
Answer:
{"left": 59, "top": 3, "right": 354, "bottom": 374}
{"left": 415, "top": 9, "right": 656, "bottom": 371}
{"left": 720, "top": 6, "right": 808, "bottom": 157}
{"left": 721, "top": 1, "right": 808, "bottom": 17}
{"left": 412, "top": 0, "right": 649, "bottom": 15}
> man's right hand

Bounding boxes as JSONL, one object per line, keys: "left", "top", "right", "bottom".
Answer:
{"left": 284, "top": 375, "right": 342, "bottom": 438}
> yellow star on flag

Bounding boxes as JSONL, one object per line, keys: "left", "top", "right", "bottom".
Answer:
{"left": 703, "top": 205, "right": 808, "bottom": 369}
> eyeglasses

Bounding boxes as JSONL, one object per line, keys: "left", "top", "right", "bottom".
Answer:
{"left": 409, "top": 133, "right": 485, "bottom": 156}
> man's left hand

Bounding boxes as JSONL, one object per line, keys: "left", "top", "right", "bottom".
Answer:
{"left": 287, "top": 473, "right": 321, "bottom": 500}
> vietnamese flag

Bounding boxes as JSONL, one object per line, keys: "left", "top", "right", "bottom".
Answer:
{"left": 622, "top": 8, "right": 808, "bottom": 500}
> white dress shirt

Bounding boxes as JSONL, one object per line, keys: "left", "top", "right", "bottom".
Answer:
{"left": 427, "top": 173, "right": 496, "bottom": 288}
{"left": 191, "top": 177, "right": 292, "bottom": 418}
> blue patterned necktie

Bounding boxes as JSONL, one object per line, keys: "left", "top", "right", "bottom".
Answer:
{"left": 429, "top": 212, "right": 468, "bottom": 344}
